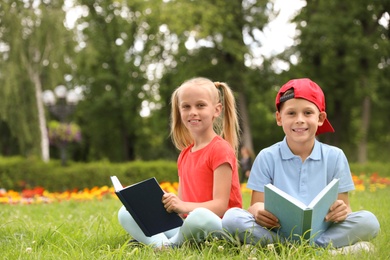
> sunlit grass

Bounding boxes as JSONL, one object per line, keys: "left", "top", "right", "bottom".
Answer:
{"left": 0, "top": 173, "right": 388, "bottom": 258}
{"left": 0, "top": 185, "right": 388, "bottom": 259}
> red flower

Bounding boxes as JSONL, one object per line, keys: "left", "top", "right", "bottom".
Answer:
{"left": 33, "top": 187, "right": 45, "bottom": 196}
{"left": 21, "top": 189, "right": 35, "bottom": 198}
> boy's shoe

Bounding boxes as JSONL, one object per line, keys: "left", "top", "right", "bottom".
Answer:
{"left": 329, "top": 241, "right": 375, "bottom": 255}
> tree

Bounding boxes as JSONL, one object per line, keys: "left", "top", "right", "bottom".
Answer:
{"left": 0, "top": 0, "right": 75, "bottom": 161}
{"left": 73, "top": 0, "right": 166, "bottom": 161}
{"left": 285, "top": 0, "right": 390, "bottom": 162}
{"left": 150, "top": 0, "right": 273, "bottom": 153}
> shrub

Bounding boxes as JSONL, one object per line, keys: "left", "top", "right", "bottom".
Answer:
{"left": 0, "top": 156, "right": 177, "bottom": 191}
{"left": 1, "top": 156, "right": 389, "bottom": 192}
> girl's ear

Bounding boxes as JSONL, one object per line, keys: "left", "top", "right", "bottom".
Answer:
{"left": 214, "top": 103, "right": 222, "bottom": 118}
{"left": 276, "top": 111, "right": 283, "bottom": 126}
{"left": 318, "top": 111, "right": 327, "bottom": 126}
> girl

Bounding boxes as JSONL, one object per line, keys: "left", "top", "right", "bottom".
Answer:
{"left": 118, "top": 77, "right": 242, "bottom": 248}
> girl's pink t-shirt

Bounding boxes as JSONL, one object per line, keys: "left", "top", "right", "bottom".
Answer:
{"left": 177, "top": 136, "right": 242, "bottom": 214}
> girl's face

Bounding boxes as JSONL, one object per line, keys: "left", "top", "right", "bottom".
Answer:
{"left": 276, "top": 98, "right": 326, "bottom": 144}
{"left": 178, "top": 84, "right": 221, "bottom": 136}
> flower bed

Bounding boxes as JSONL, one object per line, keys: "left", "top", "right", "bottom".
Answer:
{"left": 1, "top": 174, "right": 389, "bottom": 205}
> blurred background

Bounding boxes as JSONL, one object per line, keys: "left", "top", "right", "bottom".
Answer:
{"left": 1, "top": 0, "right": 389, "bottom": 165}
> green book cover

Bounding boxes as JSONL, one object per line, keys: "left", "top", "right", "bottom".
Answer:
{"left": 264, "top": 179, "right": 339, "bottom": 243}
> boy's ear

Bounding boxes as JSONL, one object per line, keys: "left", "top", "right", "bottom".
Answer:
{"left": 318, "top": 111, "right": 327, "bottom": 126}
{"left": 276, "top": 111, "right": 282, "bottom": 126}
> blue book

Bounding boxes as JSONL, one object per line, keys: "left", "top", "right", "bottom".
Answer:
{"left": 264, "top": 178, "right": 339, "bottom": 243}
{"left": 111, "top": 176, "right": 183, "bottom": 237}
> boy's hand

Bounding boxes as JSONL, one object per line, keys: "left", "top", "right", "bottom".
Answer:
{"left": 254, "top": 209, "right": 280, "bottom": 229}
{"left": 325, "top": 199, "right": 349, "bottom": 223}
{"left": 249, "top": 202, "right": 280, "bottom": 229}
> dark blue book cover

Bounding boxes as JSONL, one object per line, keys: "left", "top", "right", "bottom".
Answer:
{"left": 111, "top": 176, "right": 183, "bottom": 237}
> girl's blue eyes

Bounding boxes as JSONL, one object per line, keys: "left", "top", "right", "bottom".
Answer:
{"left": 181, "top": 104, "right": 205, "bottom": 109}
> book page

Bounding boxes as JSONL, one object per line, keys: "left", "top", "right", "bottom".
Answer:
{"left": 110, "top": 176, "right": 123, "bottom": 192}
{"left": 264, "top": 184, "right": 310, "bottom": 240}
{"left": 308, "top": 179, "right": 339, "bottom": 241}
{"left": 307, "top": 178, "right": 339, "bottom": 208}
{"left": 265, "top": 184, "right": 308, "bottom": 209}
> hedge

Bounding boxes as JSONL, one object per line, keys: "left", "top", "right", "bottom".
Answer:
{"left": 1, "top": 156, "right": 389, "bottom": 192}
{"left": 0, "top": 156, "right": 178, "bottom": 191}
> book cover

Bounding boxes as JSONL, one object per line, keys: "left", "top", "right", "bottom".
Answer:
{"left": 111, "top": 176, "right": 183, "bottom": 237}
{"left": 264, "top": 178, "right": 339, "bottom": 243}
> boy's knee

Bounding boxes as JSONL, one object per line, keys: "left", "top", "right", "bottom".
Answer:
{"left": 222, "top": 207, "right": 241, "bottom": 222}
{"left": 358, "top": 210, "right": 380, "bottom": 236}
{"left": 222, "top": 207, "right": 246, "bottom": 232}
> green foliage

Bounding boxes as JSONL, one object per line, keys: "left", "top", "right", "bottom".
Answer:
{"left": 1, "top": 156, "right": 390, "bottom": 193}
{"left": 285, "top": 0, "right": 390, "bottom": 161}
{"left": 1, "top": 0, "right": 390, "bottom": 165}
{"left": 0, "top": 0, "right": 75, "bottom": 157}
{"left": 156, "top": 0, "right": 272, "bottom": 152}
{"left": 72, "top": 0, "right": 164, "bottom": 162}
{"left": 0, "top": 156, "right": 178, "bottom": 191}
{"left": 349, "top": 162, "right": 390, "bottom": 177}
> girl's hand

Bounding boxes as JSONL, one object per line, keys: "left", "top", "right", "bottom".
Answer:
{"left": 162, "top": 193, "right": 188, "bottom": 214}
{"left": 325, "top": 199, "right": 349, "bottom": 223}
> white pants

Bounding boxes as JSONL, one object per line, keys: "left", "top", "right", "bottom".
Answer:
{"left": 118, "top": 206, "right": 223, "bottom": 247}
{"left": 222, "top": 207, "right": 380, "bottom": 248}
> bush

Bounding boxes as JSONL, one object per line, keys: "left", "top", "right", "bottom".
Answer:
{"left": 350, "top": 162, "right": 390, "bottom": 177}
{"left": 0, "top": 156, "right": 178, "bottom": 191}
{"left": 1, "top": 156, "right": 389, "bottom": 192}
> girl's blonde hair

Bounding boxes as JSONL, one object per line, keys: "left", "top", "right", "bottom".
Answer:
{"left": 170, "top": 77, "right": 240, "bottom": 154}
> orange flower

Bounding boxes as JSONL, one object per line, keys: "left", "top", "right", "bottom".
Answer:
{"left": 1, "top": 173, "right": 389, "bottom": 205}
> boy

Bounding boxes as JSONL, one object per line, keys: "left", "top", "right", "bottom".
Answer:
{"left": 222, "top": 78, "right": 380, "bottom": 254}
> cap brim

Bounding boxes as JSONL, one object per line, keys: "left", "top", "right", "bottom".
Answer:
{"left": 316, "top": 118, "right": 335, "bottom": 135}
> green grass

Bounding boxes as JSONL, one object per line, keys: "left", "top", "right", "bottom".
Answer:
{"left": 0, "top": 189, "right": 388, "bottom": 260}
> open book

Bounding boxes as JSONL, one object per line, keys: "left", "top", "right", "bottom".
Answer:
{"left": 111, "top": 176, "right": 183, "bottom": 237}
{"left": 264, "top": 178, "right": 339, "bottom": 243}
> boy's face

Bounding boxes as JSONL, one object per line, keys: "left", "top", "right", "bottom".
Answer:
{"left": 276, "top": 98, "right": 326, "bottom": 143}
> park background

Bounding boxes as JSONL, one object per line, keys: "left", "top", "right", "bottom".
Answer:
{"left": 1, "top": 1, "right": 390, "bottom": 259}
{"left": 0, "top": 0, "right": 389, "bottom": 189}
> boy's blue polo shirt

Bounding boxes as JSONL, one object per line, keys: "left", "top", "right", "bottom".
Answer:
{"left": 247, "top": 137, "right": 355, "bottom": 205}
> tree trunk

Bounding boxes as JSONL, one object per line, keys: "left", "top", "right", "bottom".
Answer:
{"left": 22, "top": 46, "right": 50, "bottom": 163}
{"left": 237, "top": 92, "right": 254, "bottom": 153}
{"left": 30, "top": 66, "right": 50, "bottom": 163}
{"left": 358, "top": 95, "right": 370, "bottom": 163}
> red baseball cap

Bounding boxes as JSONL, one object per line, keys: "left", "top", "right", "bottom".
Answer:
{"left": 275, "top": 78, "right": 335, "bottom": 135}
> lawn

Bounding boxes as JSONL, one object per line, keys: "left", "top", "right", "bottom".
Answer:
{"left": 0, "top": 183, "right": 388, "bottom": 259}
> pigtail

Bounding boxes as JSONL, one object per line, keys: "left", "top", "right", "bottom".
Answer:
{"left": 214, "top": 81, "right": 240, "bottom": 155}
